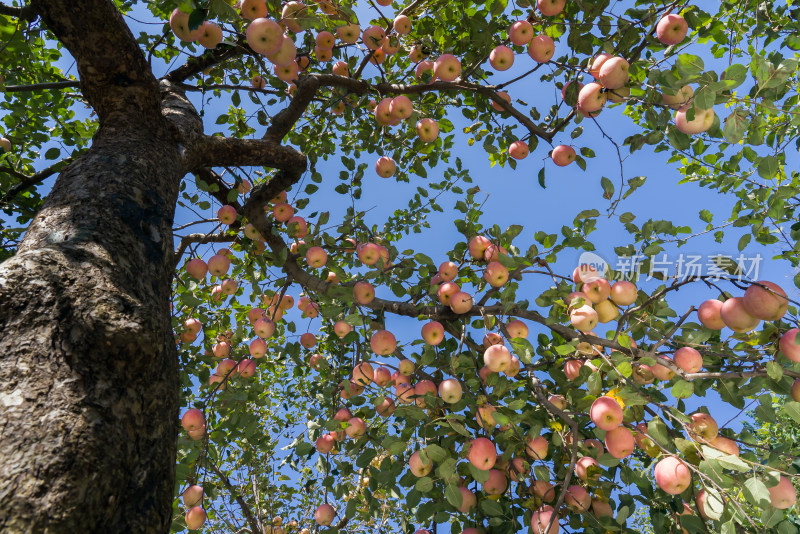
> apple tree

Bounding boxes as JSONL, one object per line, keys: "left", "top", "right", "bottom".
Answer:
{"left": 1, "top": 0, "right": 800, "bottom": 533}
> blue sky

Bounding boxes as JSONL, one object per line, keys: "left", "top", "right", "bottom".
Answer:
{"left": 4, "top": 2, "right": 799, "bottom": 531}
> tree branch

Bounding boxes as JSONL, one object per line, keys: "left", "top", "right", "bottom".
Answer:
{"left": 0, "top": 158, "right": 72, "bottom": 208}
{"left": 189, "top": 136, "right": 307, "bottom": 173}
{"left": 374, "top": 80, "right": 551, "bottom": 141}
{"left": 30, "top": 0, "right": 161, "bottom": 121}
{"left": 2, "top": 80, "right": 80, "bottom": 92}
{"left": 173, "top": 232, "right": 237, "bottom": 269}
{"left": 208, "top": 462, "right": 263, "bottom": 534}
{"left": 164, "top": 42, "right": 245, "bottom": 84}
{"left": 0, "top": 1, "right": 37, "bottom": 21}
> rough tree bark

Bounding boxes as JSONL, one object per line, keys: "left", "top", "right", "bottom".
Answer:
{"left": 0, "top": 0, "right": 312, "bottom": 530}
{"left": 0, "top": 1, "right": 195, "bottom": 532}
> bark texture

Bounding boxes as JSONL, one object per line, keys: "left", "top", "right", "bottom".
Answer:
{"left": 0, "top": 1, "right": 189, "bottom": 532}
{"left": 0, "top": 1, "right": 307, "bottom": 531}
{"left": 0, "top": 121, "right": 184, "bottom": 533}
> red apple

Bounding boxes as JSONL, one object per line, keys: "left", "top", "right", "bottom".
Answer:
{"left": 575, "top": 456, "right": 600, "bottom": 481}
{"left": 583, "top": 278, "right": 611, "bottom": 303}
{"left": 780, "top": 328, "right": 800, "bottom": 362}
{"left": 652, "top": 356, "right": 675, "bottom": 381}
{"left": 656, "top": 14, "right": 688, "bottom": 45}
{"left": 457, "top": 487, "right": 477, "bottom": 513}
{"left": 688, "top": 412, "right": 718, "bottom": 442}
{"left": 743, "top": 281, "right": 788, "bottom": 321}
{"left": 530, "top": 505, "right": 559, "bottom": 534}
{"left": 610, "top": 280, "right": 637, "bottom": 306}
{"left": 605, "top": 426, "right": 635, "bottom": 458}
{"left": 186, "top": 258, "right": 207, "bottom": 280}
{"left": 768, "top": 476, "right": 797, "bottom": 509}
{"left": 434, "top": 54, "right": 461, "bottom": 81}
{"left": 484, "top": 344, "right": 512, "bottom": 373}
{"left": 449, "top": 291, "right": 473, "bottom": 314}
{"left": 509, "top": 20, "right": 533, "bottom": 46}
{"left": 300, "top": 332, "right": 316, "bottom": 348}
{"left": 314, "top": 504, "right": 336, "bottom": 526}
{"left": 414, "top": 380, "right": 438, "bottom": 407}
{"left": 467, "top": 437, "right": 497, "bottom": 470}
{"left": 537, "top": 0, "right": 565, "bottom": 16}
{"left": 484, "top": 261, "right": 509, "bottom": 287}
{"left": 246, "top": 17, "right": 284, "bottom": 55}
{"left": 489, "top": 45, "right": 514, "bottom": 71}
{"left": 399, "top": 359, "right": 416, "bottom": 375}
{"left": 578, "top": 82, "right": 607, "bottom": 113}
{"left": 506, "top": 320, "right": 528, "bottom": 339}
{"left": 720, "top": 297, "right": 759, "bottom": 332}
{"left": 336, "top": 23, "right": 360, "bottom": 44}
{"left": 316, "top": 433, "right": 335, "bottom": 453}
{"left": 508, "top": 140, "right": 529, "bottom": 160}
{"left": 662, "top": 85, "right": 693, "bottom": 109}
{"left": 352, "top": 362, "right": 373, "bottom": 385}
{"left": 371, "top": 330, "right": 397, "bottom": 355}
{"left": 416, "top": 118, "right": 439, "bottom": 142}
{"left": 598, "top": 56, "right": 629, "bottom": 90}
{"left": 170, "top": 8, "right": 204, "bottom": 42}
{"left": 528, "top": 35, "right": 555, "bottom": 63}
{"left": 566, "top": 485, "right": 591, "bottom": 512}
{"left": 551, "top": 145, "right": 576, "bottom": 166}
{"left": 181, "top": 409, "right": 205, "bottom": 432}
{"left": 237, "top": 359, "right": 256, "bottom": 378}
{"left": 675, "top": 105, "right": 715, "bottom": 134}
{"left": 373, "top": 366, "right": 392, "bottom": 387}
{"left": 709, "top": 435, "right": 739, "bottom": 456}
{"left": 421, "top": 321, "right": 445, "bottom": 345}
{"left": 697, "top": 299, "right": 725, "bottom": 329}
{"left": 674, "top": 347, "right": 703, "bottom": 373}
{"left": 590, "top": 396, "right": 623, "bottom": 430}
{"left": 438, "top": 261, "right": 458, "bottom": 281}
{"left": 570, "top": 304, "right": 598, "bottom": 332}
{"left": 362, "top": 25, "right": 386, "bottom": 50}
{"left": 374, "top": 156, "right": 397, "bottom": 178}
{"left": 468, "top": 235, "right": 491, "bottom": 259}
{"left": 183, "top": 485, "right": 204, "bottom": 507}
{"left": 526, "top": 436, "right": 548, "bottom": 460}
{"left": 353, "top": 281, "right": 375, "bottom": 305}
{"left": 482, "top": 469, "right": 508, "bottom": 495}
{"left": 438, "top": 378, "right": 463, "bottom": 403}
{"left": 240, "top": 0, "right": 268, "bottom": 20}
{"left": 185, "top": 506, "right": 207, "bottom": 530}
{"left": 654, "top": 456, "right": 691, "bottom": 494}
{"left": 394, "top": 14, "right": 411, "bottom": 34}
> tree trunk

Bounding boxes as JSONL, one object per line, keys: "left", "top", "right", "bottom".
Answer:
{"left": 0, "top": 118, "right": 184, "bottom": 532}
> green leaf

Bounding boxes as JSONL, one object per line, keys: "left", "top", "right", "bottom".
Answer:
{"left": 766, "top": 361, "right": 783, "bottom": 381}
{"left": 187, "top": 9, "right": 207, "bottom": 31}
{"left": 742, "top": 477, "right": 770, "bottom": 509}
{"left": 647, "top": 418, "right": 671, "bottom": 449}
{"left": 757, "top": 155, "right": 778, "bottom": 179}
{"left": 424, "top": 444, "right": 448, "bottom": 463}
{"left": 44, "top": 147, "right": 60, "bottom": 160}
{"left": 701, "top": 487, "right": 725, "bottom": 520}
{"left": 671, "top": 379, "right": 694, "bottom": 399}
{"left": 693, "top": 86, "right": 715, "bottom": 110}
{"left": 601, "top": 177, "right": 614, "bottom": 200}
{"left": 479, "top": 499, "right": 504, "bottom": 517}
{"left": 783, "top": 401, "right": 800, "bottom": 425}
{"left": 445, "top": 484, "right": 462, "bottom": 508}
{"left": 415, "top": 476, "right": 433, "bottom": 493}
{"left": 701, "top": 446, "right": 750, "bottom": 472}
{"left": 723, "top": 108, "right": 748, "bottom": 143}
